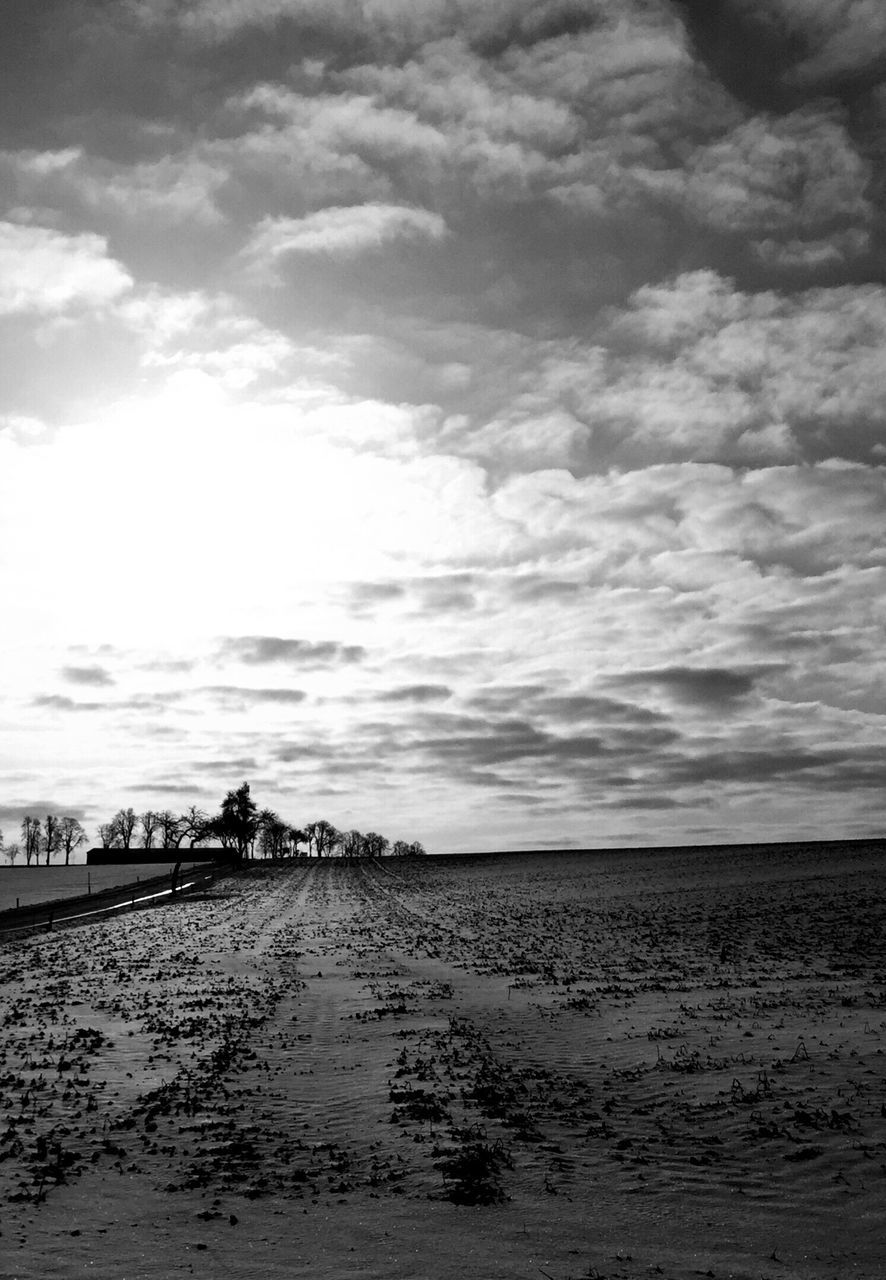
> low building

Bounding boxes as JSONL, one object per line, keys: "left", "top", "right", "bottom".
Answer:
{"left": 85, "top": 846, "right": 239, "bottom": 866}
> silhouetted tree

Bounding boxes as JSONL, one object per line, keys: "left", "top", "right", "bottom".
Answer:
{"left": 139, "top": 810, "right": 160, "bottom": 849}
{"left": 59, "top": 817, "right": 87, "bottom": 866}
{"left": 204, "top": 783, "right": 258, "bottom": 859}
{"left": 181, "top": 805, "right": 210, "bottom": 847}
{"left": 288, "top": 827, "right": 308, "bottom": 858}
{"left": 305, "top": 819, "right": 340, "bottom": 858}
{"left": 4, "top": 841, "right": 20, "bottom": 865}
{"left": 21, "top": 816, "right": 41, "bottom": 866}
{"left": 156, "top": 810, "right": 186, "bottom": 848}
{"left": 97, "top": 822, "right": 115, "bottom": 848}
{"left": 362, "top": 832, "right": 389, "bottom": 859}
{"left": 110, "top": 807, "right": 137, "bottom": 849}
{"left": 340, "top": 829, "right": 365, "bottom": 858}
{"left": 257, "top": 808, "right": 290, "bottom": 859}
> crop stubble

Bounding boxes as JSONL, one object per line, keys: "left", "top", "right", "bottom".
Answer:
{"left": 1, "top": 843, "right": 885, "bottom": 1279}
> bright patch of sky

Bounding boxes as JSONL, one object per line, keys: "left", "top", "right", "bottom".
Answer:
{"left": 0, "top": 0, "right": 883, "bottom": 851}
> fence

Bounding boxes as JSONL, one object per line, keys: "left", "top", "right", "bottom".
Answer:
{"left": 0, "top": 862, "right": 227, "bottom": 938}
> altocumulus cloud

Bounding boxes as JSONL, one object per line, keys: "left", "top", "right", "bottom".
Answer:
{"left": 1, "top": 0, "right": 884, "bottom": 851}
{"left": 243, "top": 204, "right": 447, "bottom": 264}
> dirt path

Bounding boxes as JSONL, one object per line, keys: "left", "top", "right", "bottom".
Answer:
{"left": 2, "top": 851, "right": 885, "bottom": 1279}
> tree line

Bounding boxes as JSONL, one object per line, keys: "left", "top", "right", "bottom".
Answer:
{"left": 1, "top": 783, "right": 426, "bottom": 865}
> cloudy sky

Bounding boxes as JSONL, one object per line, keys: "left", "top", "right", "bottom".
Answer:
{"left": 1, "top": 0, "right": 884, "bottom": 854}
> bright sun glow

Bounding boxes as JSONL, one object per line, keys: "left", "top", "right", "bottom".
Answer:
{"left": 2, "top": 372, "right": 493, "bottom": 647}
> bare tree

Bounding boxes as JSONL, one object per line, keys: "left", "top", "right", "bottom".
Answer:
{"left": 97, "top": 822, "right": 116, "bottom": 848}
{"left": 139, "top": 810, "right": 161, "bottom": 849}
{"left": 362, "top": 832, "right": 389, "bottom": 859}
{"left": 59, "top": 817, "right": 87, "bottom": 866}
{"left": 43, "top": 814, "right": 62, "bottom": 865}
{"left": 21, "top": 816, "right": 41, "bottom": 866}
{"left": 305, "top": 819, "right": 340, "bottom": 858}
{"left": 390, "top": 839, "right": 411, "bottom": 858}
{"left": 155, "top": 810, "right": 184, "bottom": 848}
{"left": 287, "top": 827, "right": 308, "bottom": 858}
{"left": 180, "top": 805, "right": 209, "bottom": 848}
{"left": 4, "top": 841, "right": 20, "bottom": 866}
{"left": 111, "top": 808, "right": 137, "bottom": 849}
{"left": 257, "top": 809, "right": 290, "bottom": 859}
{"left": 408, "top": 841, "right": 427, "bottom": 856}
{"left": 340, "top": 829, "right": 365, "bottom": 859}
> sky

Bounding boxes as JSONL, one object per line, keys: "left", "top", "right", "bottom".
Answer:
{"left": 0, "top": 0, "right": 884, "bottom": 855}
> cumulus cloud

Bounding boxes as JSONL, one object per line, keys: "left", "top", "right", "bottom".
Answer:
{"left": 562, "top": 271, "right": 886, "bottom": 466}
{"left": 117, "top": 287, "right": 303, "bottom": 390}
{"left": 679, "top": 106, "right": 872, "bottom": 254}
{"left": 0, "top": 222, "right": 132, "bottom": 315}
{"left": 0, "top": 146, "right": 227, "bottom": 228}
{"left": 178, "top": 0, "right": 608, "bottom": 49}
{"left": 243, "top": 203, "right": 447, "bottom": 265}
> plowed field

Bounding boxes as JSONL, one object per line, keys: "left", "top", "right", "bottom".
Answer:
{"left": 2, "top": 845, "right": 885, "bottom": 1279}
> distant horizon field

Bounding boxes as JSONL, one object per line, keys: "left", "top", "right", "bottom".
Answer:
{"left": 0, "top": 860, "right": 214, "bottom": 912}
{"left": 2, "top": 836, "right": 883, "bottom": 913}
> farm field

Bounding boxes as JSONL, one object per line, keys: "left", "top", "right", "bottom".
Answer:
{"left": 0, "top": 862, "right": 215, "bottom": 912}
{"left": 1, "top": 843, "right": 885, "bottom": 1279}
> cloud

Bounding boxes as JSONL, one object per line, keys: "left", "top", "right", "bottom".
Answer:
{"left": 533, "top": 694, "right": 671, "bottom": 724}
{"left": 219, "top": 636, "right": 367, "bottom": 666}
{"left": 61, "top": 664, "right": 115, "bottom": 687}
{"left": 207, "top": 8, "right": 733, "bottom": 235}
{"left": 117, "top": 287, "right": 302, "bottom": 390}
{"left": 191, "top": 757, "right": 260, "bottom": 773}
{"left": 413, "top": 574, "right": 477, "bottom": 614}
{"left": 729, "top": 0, "right": 886, "bottom": 86}
{"left": 0, "top": 222, "right": 132, "bottom": 315}
{"left": 201, "top": 685, "right": 308, "bottom": 705}
{"left": 0, "top": 802, "right": 88, "bottom": 825}
{"left": 178, "top": 0, "right": 607, "bottom": 49}
{"left": 376, "top": 684, "right": 453, "bottom": 703}
{"left": 659, "top": 742, "right": 884, "bottom": 789}
{"left": 0, "top": 146, "right": 227, "bottom": 229}
{"left": 138, "top": 658, "right": 197, "bottom": 673}
{"left": 604, "top": 795, "right": 685, "bottom": 810}
{"left": 243, "top": 203, "right": 447, "bottom": 266}
{"left": 348, "top": 581, "right": 407, "bottom": 611}
{"left": 607, "top": 665, "right": 759, "bottom": 707}
{"left": 585, "top": 271, "right": 886, "bottom": 466}
{"left": 678, "top": 106, "right": 872, "bottom": 254}
{"left": 32, "top": 695, "right": 107, "bottom": 712}
{"left": 507, "top": 576, "right": 582, "bottom": 603}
